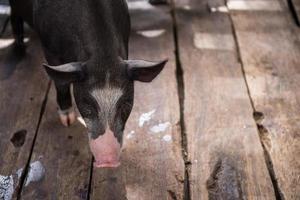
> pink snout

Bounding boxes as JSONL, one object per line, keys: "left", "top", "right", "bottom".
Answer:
{"left": 89, "top": 129, "right": 121, "bottom": 168}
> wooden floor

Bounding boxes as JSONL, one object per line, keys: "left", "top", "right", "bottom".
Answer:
{"left": 0, "top": 0, "right": 300, "bottom": 199}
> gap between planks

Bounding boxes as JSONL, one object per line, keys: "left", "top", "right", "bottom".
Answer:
{"left": 227, "top": 4, "right": 285, "bottom": 200}
{"left": 170, "top": 0, "right": 191, "bottom": 200}
{"left": 174, "top": 0, "right": 278, "bottom": 199}
{"left": 16, "top": 81, "right": 51, "bottom": 199}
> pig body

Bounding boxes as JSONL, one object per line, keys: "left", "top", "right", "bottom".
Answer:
{"left": 9, "top": 0, "right": 167, "bottom": 167}
{"left": 10, "top": 0, "right": 130, "bottom": 111}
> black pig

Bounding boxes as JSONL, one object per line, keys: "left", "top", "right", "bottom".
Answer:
{"left": 9, "top": 0, "right": 167, "bottom": 168}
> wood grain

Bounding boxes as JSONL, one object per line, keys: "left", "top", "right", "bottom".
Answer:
{"left": 90, "top": 6, "right": 185, "bottom": 200}
{"left": 0, "top": 35, "right": 49, "bottom": 198}
{"left": 175, "top": 6, "right": 276, "bottom": 200}
{"left": 230, "top": 1, "right": 300, "bottom": 198}
{"left": 174, "top": 0, "right": 225, "bottom": 12}
{"left": 20, "top": 86, "right": 92, "bottom": 200}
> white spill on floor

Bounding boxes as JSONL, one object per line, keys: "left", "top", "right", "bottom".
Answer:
{"left": 127, "top": 1, "right": 154, "bottom": 10}
{"left": 150, "top": 122, "right": 171, "bottom": 133}
{"left": 16, "top": 168, "right": 23, "bottom": 179}
{"left": 126, "top": 130, "right": 135, "bottom": 139}
{"left": 0, "top": 175, "right": 14, "bottom": 200}
{"left": 24, "top": 38, "right": 30, "bottom": 43}
{"left": 0, "top": 160, "right": 44, "bottom": 200}
{"left": 0, "top": 38, "right": 30, "bottom": 50}
{"left": 137, "top": 29, "right": 166, "bottom": 38}
{"left": 139, "top": 109, "right": 156, "bottom": 127}
{"left": 227, "top": 0, "right": 282, "bottom": 11}
{"left": 183, "top": 5, "right": 191, "bottom": 10}
{"left": 25, "top": 161, "right": 45, "bottom": 186}
{"left": 0, "top": 39, "right": 14, "bottom": 49}
{"left": 162, "top": 134, "right": 172, "bottom": 142}
{"left": 0, "top": 5, "right": 11, "bottom": 15}
{"left": 210, "top": 6, "right": 229, "bottom": 13}
{"left": 194, "top": 32, "right": 235, "bottom": 51}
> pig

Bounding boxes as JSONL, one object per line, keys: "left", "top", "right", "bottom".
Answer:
{"left": 9, "top": 0, "right": 167, "bottom": 168}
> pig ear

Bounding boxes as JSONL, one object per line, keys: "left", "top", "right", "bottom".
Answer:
{"left": 43, "top": 62, "right": 86, "bottom": 84}
{"left": 125, "top": 59, "right": 168, "bottom": 82}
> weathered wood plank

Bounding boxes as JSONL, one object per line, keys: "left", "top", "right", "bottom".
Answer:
{"left": 15, "top": 27, "right": 91, "bottom": 199}
{"left": 0, "top": 35, "right": 49, "bottom": 199}
{"left": 230, "top": 0, "right": 300, "bottom": 198}
{"left": 91, "top": 5, "right": 185, "bottom": 200}
{"left": 0, "top": 0, "right": 9, "bottom": 5}
{"left": 175, "top": 4, "right": 276, "bottom": 200}
{"left": 20, "top": 86, "right": 92, "bottom": 200}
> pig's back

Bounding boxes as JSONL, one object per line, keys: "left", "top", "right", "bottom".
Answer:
{"left": 33, "top": 0, "right": 130, "bottom": 64}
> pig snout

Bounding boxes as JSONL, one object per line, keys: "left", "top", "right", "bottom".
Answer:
{"left": 89, "top": 128, "right": 121, "bottom": 168}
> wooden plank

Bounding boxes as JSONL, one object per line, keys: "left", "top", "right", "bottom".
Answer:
{"left": 20, "top": 86, "right": 92, "bottom": 199}
{"left": 0, "top": 0, "right": 9, "bottom": 5}
{"left": 0, "top": 35, "right": 49, "bottom": 199}
{"left": 226, "top": 0, "right": 282, "bottom": 11}
{"left": 174, "top": 0, "right": 229, "bottom": 12}
{"left": 175, "top": 5, "right": 276, "bottom": 200}
{"left": 174, "top": 0, "right": 208, "bottom": 11}
{"left": 91, "top": 6, "right": 185, "bottom": 200}
{"left": 230, "top": 1, "right": 300, "bottom": 199}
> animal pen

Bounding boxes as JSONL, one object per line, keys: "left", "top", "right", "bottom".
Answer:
{"left": 0, "top": 0, "right": 299, "bottom": 199}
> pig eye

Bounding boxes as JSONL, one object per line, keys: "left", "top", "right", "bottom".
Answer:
{"left": 118, "top": 97, "right": 132, "bottom": 111}
{"left": 78, "top": 97, "right": 98, "bottom": 118}
{"left": 123, "top": 101, "right": 133, "bottom": 110}
{"left": 81, "top": 107, "right": 92, "bottom": 116}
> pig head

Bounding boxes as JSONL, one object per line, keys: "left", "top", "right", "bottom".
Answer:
{"left": 44, "top": 59, "right": 167, "bottom": 167}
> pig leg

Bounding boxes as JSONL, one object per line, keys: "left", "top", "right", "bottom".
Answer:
{"left": 55, "top": 83, "right": 76, "bottom": 127}
{"left": 10, "top": 10, "right": 26, "bottom": 55}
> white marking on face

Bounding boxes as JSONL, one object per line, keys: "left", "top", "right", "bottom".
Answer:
{"left": 227, "top": 0, "right": 282, "bottom": 11}
{"left": 0, "top": 175, "right": 14, "bottom": 200}
{"left": 139, "top": 109, "right": 156, "bottom": 127}
{"left": 194, "top": 33, "right": 235, "bottom": 51}
{"left": 127, "top": 1, "right": 154, "bottom": 10}
{"left": 91, "top": 84, "right": 123, "bottom": 120}
{"left": 126, "top": 130, "right": 135, "bottom": 139}
{"left": 137, "top": 29, "right": 166, "bottom": 38}
{"left": 25, "top": 161, "right": 45, "bottom": 186}
{"left": 162, "top": 134, "right": 172, "bottom": 142}
{"left": 150, "top": 122, "right": 171, "bottom": 133}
